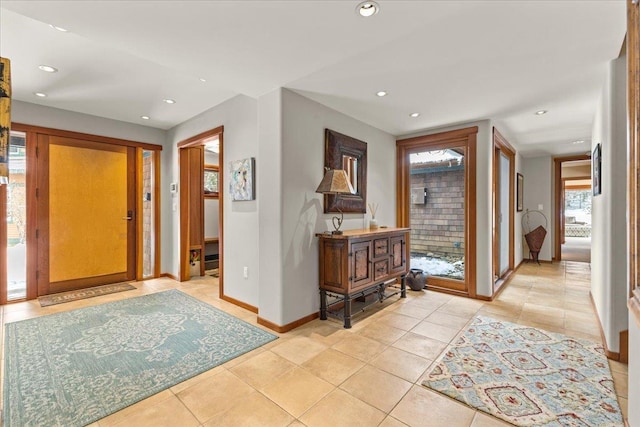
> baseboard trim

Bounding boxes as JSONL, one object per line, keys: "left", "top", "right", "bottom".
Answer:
{"left": 620, "top": 330, "right": 629, "bottom": 364}
{"left": 589, "top": 291, "right": 626, "bottom": 362}
{"left": 257, "top": 312, "right": 319, "bottom": 333}
{"left": 160, "top": 272, "right": 179, "bottom": 281}
{"left": 221, "top": 294, "right": 258, "bottom": 314}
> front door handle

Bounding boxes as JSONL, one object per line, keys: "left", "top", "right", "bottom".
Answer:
{"left": 122, "top": 210, "right": 133, "bottom": 221}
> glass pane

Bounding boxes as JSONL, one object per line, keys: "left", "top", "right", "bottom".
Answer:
{"left": 142, "top": 150, "right": 155, "bottom": 278}
{"left": 8, "top": 131, "right": 26, "bottom": 300}
{"left": 409, "top": 148, "right": 465, "bottom": 281}
{"left": 564, "top": 188, "right": 592, "bottom": 225}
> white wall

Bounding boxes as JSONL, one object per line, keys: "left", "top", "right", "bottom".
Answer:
{"left": 266, "top": 89, "right": 397, "bottom": 326}
{"left": 521, "top": 156, "right": 553, "bottom": 262}
{"left": 166, "top": 95, "right": 260, "bottom": 306}
{"left": 12, "top": 100, "right": 165, "bottom": 145}
{"left": 399, "top": 120, "right": 494, "bottom": 297}
{"left": 629, "top": 315, "right": 640, "bottom": 425}
{"left": 257, "top": 89, "right": 284, "bottom": 324}
{"left": 591, "top": 56, "right": 628, "bottom": 353}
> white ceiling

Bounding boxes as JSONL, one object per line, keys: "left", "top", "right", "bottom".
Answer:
{"left": 0, "top": 1, "right": 627, "bottom": 157}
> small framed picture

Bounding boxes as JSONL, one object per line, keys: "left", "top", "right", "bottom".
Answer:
{"left": 593, "top": 143, "right": 602, "bottom": 196}
{"left": 517, "top": 173, "right": 524, "bottom": 212}
{"left": 204, "top": 165, "right": 219, "bottom": 198}
{"left": 229, "top": 157, "right": 255, "bottom": 201}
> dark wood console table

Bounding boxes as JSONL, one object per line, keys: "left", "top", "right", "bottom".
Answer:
{"left": 316, "top": 227, "right": 410, "bottom": 328}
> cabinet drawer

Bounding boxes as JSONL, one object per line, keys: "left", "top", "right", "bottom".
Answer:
{"left": 374, "top": 238, "right": 389, "bottom": 256}
{"left": 373, "top": 259, "right": 389, "bottom": 280}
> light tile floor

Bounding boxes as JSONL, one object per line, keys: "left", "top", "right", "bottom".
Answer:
{"left": 0, "top": 261, "right": 629, "bottom": 426}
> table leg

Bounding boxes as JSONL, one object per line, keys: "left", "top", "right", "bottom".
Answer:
{"left": 343, "top": 296, "right": 352, "bottom": 329}
{"left": 401, "top": 275, "right": 407, "bottom": 298}
{"left": 320, "top": 289, "right": 327, "bottom": 320}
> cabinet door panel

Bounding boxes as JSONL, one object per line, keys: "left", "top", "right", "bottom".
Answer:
{"left": 351, "top": 241, "right": 372, "bottom": 289}
{"left": 390, "top": 235, "right": 406, "bottom": 274}
{"left": 319, "top": 240, "right": 349, "bottom": 293}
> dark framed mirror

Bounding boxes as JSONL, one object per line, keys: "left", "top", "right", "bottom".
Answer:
{"left": 324, "top": 129, "right": 367, "bottom": 213}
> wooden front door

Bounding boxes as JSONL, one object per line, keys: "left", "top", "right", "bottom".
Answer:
{"left": 37, "top": 135, "right": 136, "bottom": 295}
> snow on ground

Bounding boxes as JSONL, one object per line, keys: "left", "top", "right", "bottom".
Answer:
{"left": 7, "top": 243, "right": 26, "bottom": 298}
{"left": 410, "top": 256, "right": 464, "bottom": 280}
{"left": 565, "top": 208, "right": 591, "bottom": 225}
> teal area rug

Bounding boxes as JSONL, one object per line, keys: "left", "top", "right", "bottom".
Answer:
{"left": 422, "top": 316, "right": 623, "bottom": 426}
{"left": 4, "top": 289, "right": 277, "bottom": 427}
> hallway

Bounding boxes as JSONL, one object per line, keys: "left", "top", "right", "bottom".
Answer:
{"left": 0, "top": 260, "right": 628, "bottom": 426}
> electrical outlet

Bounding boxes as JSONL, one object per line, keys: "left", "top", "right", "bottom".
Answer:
{"left": 243, "top": 267, "right": 248, "bottom": 279}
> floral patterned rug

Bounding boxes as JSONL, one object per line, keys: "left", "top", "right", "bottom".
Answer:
{"left": 4, "top": 290, "right": 277, "bottom": 427}
{"left": 422, "top": 316, "right": 623, "bottom": 426}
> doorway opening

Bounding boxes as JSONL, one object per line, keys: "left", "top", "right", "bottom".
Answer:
{"left": 554, "top": 156, "right": 591, "bottom": 262}
{"left": 4, "top": 124, "right": 162, "bottom": 302}
{"left": 178, "top": 126, "right": 224, "bottom": 295}
{"left": 492, "top": 129, "right": 515, "bottom": 293}
{"left": 397, "top": 126, "right": 477, "bottom": 298}
{"left": 562, "top": 176, "right": 592, "bottom": 263}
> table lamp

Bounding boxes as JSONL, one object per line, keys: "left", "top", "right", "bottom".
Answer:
{"left": 315, "top": 168, "right": 355, "bottom": 234}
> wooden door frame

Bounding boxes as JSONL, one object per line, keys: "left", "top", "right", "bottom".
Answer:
{"left": 5, "top": 123, "right": 162, "bottom": 301}
{"left": 136, "top": 148, "right": 162, "bottom": 280}
{"left": 0, "top": 127, "right": 37, "bottom": 303}
{"left": 37, "top": 136, "right": 136, "bottom": 295}
{"left": 492, "top": 129, "right": 515, "bottom": 292}
{"left": 627, "top": 0, "right": 640, "bottom": 326}
{"left": 553, "top": 155, "right": 590, "bottom": 261}
{"left": 396, "top": 126, "right": 477, "bottom": 298}
{"left": 177, "top": 126, "right": 225, "bottom": 298}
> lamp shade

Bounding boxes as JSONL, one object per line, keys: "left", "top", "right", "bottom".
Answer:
{"left": 315, "top": 169, "right": 355, "bottom": 195}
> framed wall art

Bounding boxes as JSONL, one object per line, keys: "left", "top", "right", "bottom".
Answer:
{"left": 593, "top": 143, "right": 601, "bottom": 196}
{"left": 229, "top": 157, "right": 255, "bottom": 201}
{"left": 517, "top": 173, "right": 524, "bottom": 212}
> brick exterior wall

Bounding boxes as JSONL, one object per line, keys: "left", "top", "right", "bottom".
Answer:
{"left": 410, "top": 166, "right": 465, "bottom": 258}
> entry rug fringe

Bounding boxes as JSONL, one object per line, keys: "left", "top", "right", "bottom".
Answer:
{"left": 5, "top": 289, "right": 277, "bottom": 426}
{"left": 38, "top": 282, "right": 137, "bottom": 307}
{"left": 422, "top": 315, "right": 623, "bottom": 426}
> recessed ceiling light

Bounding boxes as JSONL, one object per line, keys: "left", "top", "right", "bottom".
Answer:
{"left": 34, "top": 92, "right": 47, "bottom": 97}
{"left": 141, "top": 115, "right": 150, "bottom": 120}
{"left": 356, "top": 1, "right": 380, "bottom": 17}
{"left": 534, "top": 110, "right": 548, "bottom": 115}
{"left": 572, "top": 140, "right": 585, "bottom": 144}
{"left": 199, "top": 78, "right": 207, "bottom": 82}
{"left": 38, "top": 64, "right": 58, "bottom": 73}
{"left": 376, "top": 91, "right": 387, "bottom": 97}
{"left": 163, "top": 98, "right": 176, "bottom": 104}
{"left": 409, "top": 112, "right": 420, "bottom": 118}
{"left": 49, "top": 24, "right": 68, "bottom": 32}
